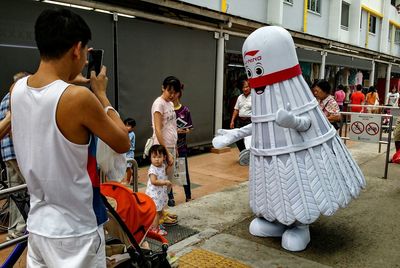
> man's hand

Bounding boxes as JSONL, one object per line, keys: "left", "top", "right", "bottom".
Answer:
{"left": 90, "top": 66, "right": 109, "bottom": 104}
{"left": 69, "top": 73, "right": 90, "bottom": 85}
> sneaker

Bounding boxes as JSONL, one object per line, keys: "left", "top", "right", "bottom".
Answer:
{"left": 167, "top": 199, "right": 175, "bottom": 207}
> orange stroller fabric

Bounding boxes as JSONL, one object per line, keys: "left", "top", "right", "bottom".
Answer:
{"left": 101, "top": 182, "right": 157, "bottom": 243}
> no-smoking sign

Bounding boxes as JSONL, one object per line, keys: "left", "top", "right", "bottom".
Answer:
{"left": 351, "top": 121, "right": 364, "bottom": 134}
{"left": 349, "top": 114, "right": 381, "bottom": 143}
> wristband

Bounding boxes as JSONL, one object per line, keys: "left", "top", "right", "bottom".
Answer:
{"left": 104, "top": 106, "right": 120, "bottom": 118}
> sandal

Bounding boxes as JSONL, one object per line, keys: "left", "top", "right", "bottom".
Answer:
{"left": 162, "top": 215, "right": 178, "bottom": 226}
{"left": 163, "top": 210, "right": 178, "bottom": 220}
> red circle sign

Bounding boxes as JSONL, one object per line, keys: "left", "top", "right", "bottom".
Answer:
{"left": 351, "top": 121, "right": 364, "bottom": 134}
{"left": 366, "top": 122, "right": 379, "bottom": 135}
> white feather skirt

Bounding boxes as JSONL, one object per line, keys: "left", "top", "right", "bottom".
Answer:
{"left": 249, "top": 76, "right": 365, "bottom": 225}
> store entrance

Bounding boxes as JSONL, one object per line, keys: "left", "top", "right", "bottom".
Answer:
{"left": 223, "top": 53, "right": 246, "bottom": 129}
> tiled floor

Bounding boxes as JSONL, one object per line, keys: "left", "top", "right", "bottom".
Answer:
{"left": 136, "top": 148, "right": 249, "bottom": 206}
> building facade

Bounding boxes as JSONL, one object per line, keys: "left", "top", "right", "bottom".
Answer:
{"left": 1, "top": 0, "right": 400, "bottom": 152}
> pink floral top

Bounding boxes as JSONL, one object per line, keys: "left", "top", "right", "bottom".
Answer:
{"left": 319, "top": 95, "right": 340, "bottom": 118}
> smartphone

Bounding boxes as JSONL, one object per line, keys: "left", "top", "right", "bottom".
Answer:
{"left": 86, "top": 49, "right": 104, "bottom": 79}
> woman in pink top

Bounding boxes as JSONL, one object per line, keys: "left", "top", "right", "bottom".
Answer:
{"left": 334, "top": 84, "right": 346, "bottom": 111}
{"left": 151, "top": 76, "right": 182, "bottom": 207}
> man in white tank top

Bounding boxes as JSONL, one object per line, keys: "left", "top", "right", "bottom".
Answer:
{"left": 10, "top": 9, "right": 130, "bottom": 267}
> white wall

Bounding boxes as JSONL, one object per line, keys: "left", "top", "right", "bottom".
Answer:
{"left": 360, "top": 10, "right": 368, "bottom": 47}
{"left": 225, "top": 0, "right": 268, "bottom": 23}
{"left": 282, "top": 1, "right": 303, "bottom": 32}
{"left": 361, "top": 0, "right": 383, "bottom": 13}
{"left": 307, "top": 1, "right": 329, "bottom": 38}
{"left": 339, "top": 28, "right": 351, "bottom": 43}
{"left": 388, "top": 3, "right": 400, "bottom": 23}
{"left": 179, "top": 0, "right": 219, "bottom": 11}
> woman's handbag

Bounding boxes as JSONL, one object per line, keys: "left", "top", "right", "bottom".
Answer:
{"left": 173, "top": 157, "right": 187, "bottom": 186}
{"left": 143, "top": 137, "right": 154, "bottom": 158}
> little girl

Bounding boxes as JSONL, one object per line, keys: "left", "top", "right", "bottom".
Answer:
{"left": 145, "top": 144, "right": 172, "bottom": 236}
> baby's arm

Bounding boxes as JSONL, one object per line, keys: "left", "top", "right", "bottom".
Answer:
{"left": 149, "top": 174, "right": 171, "bottom": 187}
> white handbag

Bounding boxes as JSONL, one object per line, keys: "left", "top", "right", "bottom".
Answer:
{"left": 143, "top": 137, "right": 154, "bottom": 158}
{"left": 173, "top": 157, "right": 187, "bottom": 186}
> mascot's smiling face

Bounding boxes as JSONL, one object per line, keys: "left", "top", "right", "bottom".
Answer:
{"left": 243, "top": 50, "right": 265, "bottom": 95}
{"left": 242, "top": 26, "right": 301, "bottom": 96}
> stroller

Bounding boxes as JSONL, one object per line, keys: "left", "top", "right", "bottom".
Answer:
{"left": 101, "top": 182, "right": 171, "bottom": 268}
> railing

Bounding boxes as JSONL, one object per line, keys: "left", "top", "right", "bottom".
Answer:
{"left": 339, "top": 104, "right": 397, "bottom": 179}
{"left": 0, "top": 183, "right": 28, "bottom": 250}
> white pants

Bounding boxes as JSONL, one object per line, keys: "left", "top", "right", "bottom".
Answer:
{"left": 27, "top": 226, "right": 106, "bottom": 268}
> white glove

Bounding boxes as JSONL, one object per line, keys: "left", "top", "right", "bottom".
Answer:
{"left": 276, "top": 103, "right": 311, "bottom": 132}
{"left": 212, "top": 125, "right": 252, "bottom": 148}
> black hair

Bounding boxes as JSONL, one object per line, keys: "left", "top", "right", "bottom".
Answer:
{"left": 123, "top": 118, "right": 136, "bottom": 128}
{"left": 337, "top": 84, "right": 344, "bottom": 90}
{"left": 310, "top": 79, "right": 319, "bottom": 89}
{"left": 237, "top": 76, "right": 249, "bottom": 90}
{"left": 316, "top": 80, "right": 331, "bottom": 95}
{"left": 35, "top": 9, "right": 91, "bottom": 60}
{"left": 149, "top": 144, "right": 167, "bottom": 157}
{"left": 356, "top": 84, "right": 363, "bottom": 91}
{"left": 368, "top": 86, "right": 376, "bottom": 93}
{"left": 162, "top": 76, "right": 182, "bottom": 94}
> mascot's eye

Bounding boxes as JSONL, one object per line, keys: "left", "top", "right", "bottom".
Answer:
{"left": 246, "top": 68, "right": 252, "bottom": 78}
{"left": 255, "top": 66, "right": 264, "bottom": 76}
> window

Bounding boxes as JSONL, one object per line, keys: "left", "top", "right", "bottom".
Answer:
{"left": 341, "top": 2, "right": 350, "bottom": 28}
{"left": 369, "top": 15, "right": 377, "bottom": 34}
{"left": 308, "top": 0, "right": 321, "bottom": 13}
{"left": 284, "top": 0, "right": 293, "bottom": 3}
{"left": 395, "top": 29, "right": 400, "bottom": 44}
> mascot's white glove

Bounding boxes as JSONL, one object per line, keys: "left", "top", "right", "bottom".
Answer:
{"left": 212, "top": 124, "right": 252, "bottom": 148}
{"left": 276, "top": 103, "right": 311, "bottom": 132}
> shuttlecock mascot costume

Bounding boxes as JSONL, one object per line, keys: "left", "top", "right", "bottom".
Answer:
{"left": 213, "top": 26, "right": 365, "bottom": 251}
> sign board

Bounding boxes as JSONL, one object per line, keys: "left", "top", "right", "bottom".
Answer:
{"left": 349, "top": 114, "right": 381, "bottom": 143}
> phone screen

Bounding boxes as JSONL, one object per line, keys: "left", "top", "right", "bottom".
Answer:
{"left": 86, "top": 49, "right": 104, "bottom": 79}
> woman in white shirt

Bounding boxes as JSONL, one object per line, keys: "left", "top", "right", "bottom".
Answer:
{"left": 230, "top": 77, "right": 251, "bottom": 152}
{"left": 387, "top": 87, "right": 399, "bottom": 107}
{"left": 151, "top": 76, "right": 182, "bottom": 207}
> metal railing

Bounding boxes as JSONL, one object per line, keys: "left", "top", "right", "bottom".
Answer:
{"left": 339, "top": 105, "right": 395, "bottom": 179}
{"left": 0, "top": 183, "right": 28, "bottom": 250}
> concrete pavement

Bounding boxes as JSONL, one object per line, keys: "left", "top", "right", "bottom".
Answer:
{"left": 168, "top": 141, "right": 400, "bottom": 268}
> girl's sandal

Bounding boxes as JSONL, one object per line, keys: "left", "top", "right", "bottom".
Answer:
{"left": 163, "top": 216, "right": 178, "bottom": 226}
{"left": 163, "top": 210, "right": 178, "bottom": 220}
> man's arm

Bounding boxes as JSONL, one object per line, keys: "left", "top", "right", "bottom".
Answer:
{"left": 0, "top": 112, "right": 11, "bottom": 139}
{"left": 57, "top": 66, "right": 130, "bottom": 153}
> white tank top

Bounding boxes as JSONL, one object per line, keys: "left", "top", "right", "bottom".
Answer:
{"left": 11, "top": 77, "right": 107, "bottom": 238}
